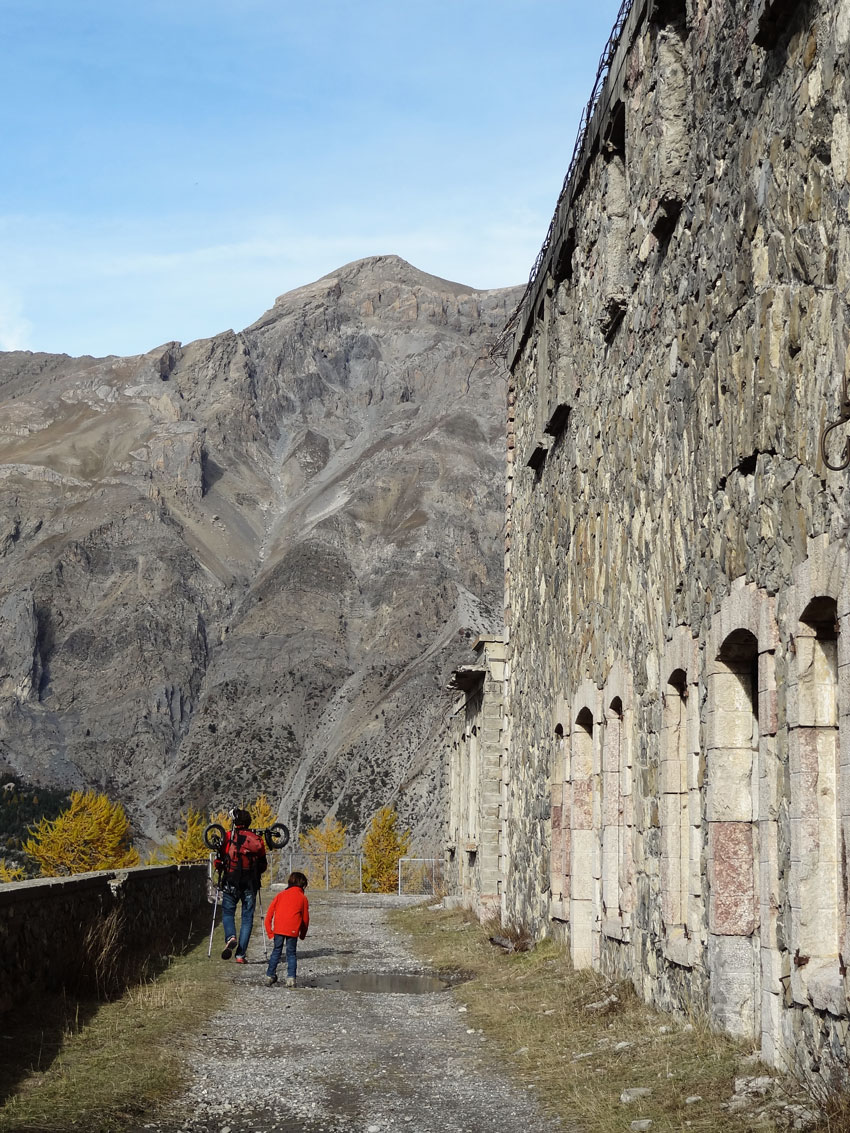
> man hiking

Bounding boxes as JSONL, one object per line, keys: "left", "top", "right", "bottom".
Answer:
{"left": 215, "top": 808, "right": 267, "bottom": 963}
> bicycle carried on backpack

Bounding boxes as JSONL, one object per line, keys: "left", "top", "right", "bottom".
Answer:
{"left": 205, "top": 814, "right": 290, "bottom": 957}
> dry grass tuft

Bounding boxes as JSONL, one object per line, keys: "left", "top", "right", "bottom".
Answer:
{"left": 795, "top": 1055, "right": 850, "bottom": 1133}
{"left": 0, "top": 933, "right": 228, "bottom": 1133}
{"left": 390, "top": 903, "right": 822, "bottom": 1133}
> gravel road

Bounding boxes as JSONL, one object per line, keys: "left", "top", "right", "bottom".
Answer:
{"left": 140, "top": 891, "right": 563, "bottom": 1133}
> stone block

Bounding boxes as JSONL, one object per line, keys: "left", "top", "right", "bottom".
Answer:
{"left": 709, "top": 934, "right": 758, "bottom": 1040}
{"left": 571, "top": 829, "right": 596, "bottom": 899}
{"left": 706, "top": 749, "right": 754, "bottom": 822}
{"left": 571, "top": 743, "right": 594, "bottom": 780}
{"left": 708, "top": 822, "right": 756, "bottom": 936}
{"left": 761, "top": 945, "right": 785, "bottom": 994}
{"left": 759, "top": 688, "right": 779, "bottom": 736}
{"left": 710, "top": 669, "right": 755, "bottom": 722}
{"left": 602, "top": 772, "right": 620, "bottom": 824}
{"left": 602, "top": 914, "right": 626, "bottom": 941}
{"left": 663, "top": 927, "right": 693, "bottom": 968}
{"left": 661, "top": 755, "right": 686, "bottom": 795}
{"left": 603, "top": 731, "right": 622, "bottom": 774}
{"left": 572, "top": 780, "right": 594, "bottom": 829}
{"left": 761, "top": 991, "right": 782, "bottom": 1068}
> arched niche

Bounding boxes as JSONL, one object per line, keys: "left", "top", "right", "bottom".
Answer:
{"left": 569, "top": 683, "right": 601, "bottom": 970}
{"left": 705, "top": 582, "right": 777, "bottom": 1045}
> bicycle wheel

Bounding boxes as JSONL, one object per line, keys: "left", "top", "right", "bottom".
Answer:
{"left": 265, "top": 822, "right": 290, "bottom": 849}
{"left": 204, "top": 823, "right": 226, "bottom": 851}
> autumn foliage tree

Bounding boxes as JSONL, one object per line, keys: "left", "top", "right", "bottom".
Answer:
{"left": 300, "top": 815, "right": 347, "bottom": 887}
{"left": 151, "top": 807, "right": 208, "bottom": 865}
{"left": 361, "top": 807, "right": 410, "bottom": 893}
{"left": 0, "top": 858, "right": 24, "bottom": 883}
{"left": 25, "top": 789, "right": 140, "bottom": 877}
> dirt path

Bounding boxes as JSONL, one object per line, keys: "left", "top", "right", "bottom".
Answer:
{"left": 141, "top": 891, "right": 563, "bottom": 1133}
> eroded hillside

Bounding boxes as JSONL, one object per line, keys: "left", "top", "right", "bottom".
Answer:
{"left": 0, "top": 256, "right": 519, "bottom": 845}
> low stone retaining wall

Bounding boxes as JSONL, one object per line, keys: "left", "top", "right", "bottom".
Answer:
{"left": 0, "top": 863, "right": 208, "bottom": 1015}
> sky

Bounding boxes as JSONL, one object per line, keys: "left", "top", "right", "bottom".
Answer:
{"left": 1, "top": 0, "right": 624, "bottom": 358}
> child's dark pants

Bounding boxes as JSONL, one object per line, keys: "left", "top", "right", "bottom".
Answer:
{"left": 267, "top": 934, "right": 298, "bottom": 980}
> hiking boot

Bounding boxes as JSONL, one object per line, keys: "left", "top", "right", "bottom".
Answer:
{"left": 285, "top": 976, "right": 296, "bottom": 988}
{"left": 221, "top": 936, "right": 237, "bottom": 960}
{"left": 264, "top": 974, "right": 278, "bottom": 987}
{"left": 235, "top": 955, "right": 247, "bottom": 964}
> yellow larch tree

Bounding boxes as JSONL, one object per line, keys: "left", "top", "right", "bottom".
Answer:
{"left": 248, "top": 794, "right": 281, "bottom": 886}
{"left": 150, "top": 807, "right": 209, "bottom": 865}
{"left": 300, "top": 816, "right": 347, "bottom": 888}
{"left": 361, "top": 807, "right": 410, "bottom": 894}
{"left": 25, "top": 789, "right": 140, "bottom": 877}
{"left": 0, "top": 858, "right": 25, "bottom": 883}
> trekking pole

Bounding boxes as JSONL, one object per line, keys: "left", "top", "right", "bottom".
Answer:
{"left": 256, "top": 885, "right": 268, "bottom": 961}
{"left": 208, "top": 867, "right": 221, "bottom": 958}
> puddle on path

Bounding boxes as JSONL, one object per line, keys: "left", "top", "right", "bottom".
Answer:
{"left": 301, "top": 971, "right": 452, "bottom": 994}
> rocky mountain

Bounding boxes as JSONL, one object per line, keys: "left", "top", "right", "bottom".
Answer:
{"left": 0, "top": 256, "right": 520, "bottom": 848}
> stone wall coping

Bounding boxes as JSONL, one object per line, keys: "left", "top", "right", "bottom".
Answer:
{"left": 0, "top": 863, "right": 204, "bottom": 909}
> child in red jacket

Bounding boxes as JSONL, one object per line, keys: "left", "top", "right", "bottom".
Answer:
{"left": 264, "top": 872, "right": 309, "bottom": 987}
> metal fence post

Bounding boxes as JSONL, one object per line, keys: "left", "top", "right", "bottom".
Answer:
{"left": 359, "top": 855, "right": 363, "bottom": 894}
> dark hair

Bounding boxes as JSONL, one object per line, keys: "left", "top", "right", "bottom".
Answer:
{"left": 231, "top": 808, "right": 251, "bottom": 828}
{"left": 287, "top": 871, "right": 308, "bottom": 889}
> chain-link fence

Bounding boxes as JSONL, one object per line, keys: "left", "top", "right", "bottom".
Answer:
{"left": 270, "top": 850, "right": 446, "bottom": 895}
{"left": 275, "top": 850, "right": 363, "bottom": 891}
{"left": 397, "top": 857, "right": 447, "bottom": 897}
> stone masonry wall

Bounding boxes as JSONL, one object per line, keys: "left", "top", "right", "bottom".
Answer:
{"left": 0, "top": 863, "right": 208, "bottom": 1015}
{"left": 504, "top": 0, "right": 850, "bottom": 1073}
{"left": 444, "top": 637, "right": 507, "bottom": 921}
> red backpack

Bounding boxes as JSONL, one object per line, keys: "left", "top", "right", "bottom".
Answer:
{"left": 222, "top": 828, "right": 266, "bottom": 881}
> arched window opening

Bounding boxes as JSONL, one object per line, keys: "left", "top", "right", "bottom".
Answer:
{"left": 662, "top": 670, "right": 689, "bottom": 932}
{"left": 551, "top": 722, "right": 568, "bottom": 913}
{"left": 571, "top": 707, "right": 595, "bottom": 968}
{"left": 791, "top": 596, "right": 841, "bottom": 1002}
{"left": 602, "top": 697, "right": 628, "bottom": 939}
{"left": 707, "top": 627, "right": 760, "bottom": 1040}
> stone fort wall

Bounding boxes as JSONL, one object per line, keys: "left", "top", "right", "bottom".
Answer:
{"left": 502, "top": 0, "right": 850, "bottom": 1071}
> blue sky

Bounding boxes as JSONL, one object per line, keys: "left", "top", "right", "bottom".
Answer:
{"left": 1, "top": 1, "right": 623, "bottom": 357}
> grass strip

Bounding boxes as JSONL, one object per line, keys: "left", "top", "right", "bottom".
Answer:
{"left": 389, "top": 903, "right": 815, "bottom": 1133}
{"left": 0, "top": 933, "right": 229, "bottom": 1133}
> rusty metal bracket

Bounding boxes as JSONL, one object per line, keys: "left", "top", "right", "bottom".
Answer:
{"left": 820, "top": 373, "right": 850, "bottom": 471}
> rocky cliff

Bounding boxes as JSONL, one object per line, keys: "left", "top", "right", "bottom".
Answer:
{"left": 0, "top": 256, "right": 520, "bottom": 846}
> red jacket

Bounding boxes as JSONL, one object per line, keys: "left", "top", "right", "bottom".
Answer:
{"left": 265, "top": 885, "right": 309, "bottom": 940}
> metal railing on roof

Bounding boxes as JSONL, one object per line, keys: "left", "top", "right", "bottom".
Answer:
{"left": 494, "top": 0, "right": 636, "bottom": 359}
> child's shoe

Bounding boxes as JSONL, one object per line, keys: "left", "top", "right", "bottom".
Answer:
{"left": 264, "top": 974, "right": 278, "bottom": 986}
{"left": 285, "top": 976, "right": 296, "bottom": 988}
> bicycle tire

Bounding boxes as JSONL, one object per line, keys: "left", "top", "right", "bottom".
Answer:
{"left": 265, "top": 822, "right": 290, "bottom": 849}
{"left": 204, "top": 822, "right": 226, "bottom": 851}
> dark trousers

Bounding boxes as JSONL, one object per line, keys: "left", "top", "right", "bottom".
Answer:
{"left": 267, "top": 934, "right": 298, "bottom": 979}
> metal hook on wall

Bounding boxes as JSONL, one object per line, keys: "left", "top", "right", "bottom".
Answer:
{"left": 820, "top": 371, "right": 850, "bottom": 471}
